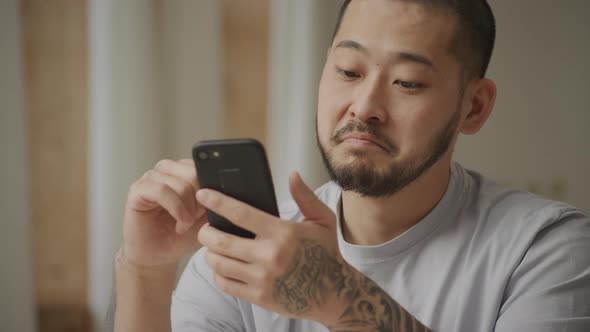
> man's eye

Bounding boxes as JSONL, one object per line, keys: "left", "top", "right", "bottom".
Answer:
{"left": 394, "top": 80, "right": 424, "bottom": 89}
{"left": 339, "top": 69, "right": 360, "bottom": 79}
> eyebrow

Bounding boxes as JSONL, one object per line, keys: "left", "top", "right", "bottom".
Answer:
{"left": 335, "top": 40, "right": 368, "bottom": 53}
{"left": 334, "top": 39, "right": 437, "bottom": 71}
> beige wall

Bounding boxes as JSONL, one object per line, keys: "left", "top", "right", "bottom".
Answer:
{"left": 455, "top": 0, "right": 590, "bottom": 211}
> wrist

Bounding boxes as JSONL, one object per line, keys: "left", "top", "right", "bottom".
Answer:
{"left": 115, "top": 249, "right": 178, "bottom": 280}
{"left": 316, "top": 261, "right": 361, "bottom": 327}
{"left": 114, "top": 249, "right": 177, "bottom": 332}
{"left": 317, "top": 299, "right": 347, "bottom": 328}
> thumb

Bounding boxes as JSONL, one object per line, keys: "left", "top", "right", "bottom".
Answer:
{"left": 289, "top": 172, "right": 336, "bottom": 228}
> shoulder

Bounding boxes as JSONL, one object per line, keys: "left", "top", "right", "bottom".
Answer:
{"left": 451, "top": 163, "right": 589, "bottom": 272}
{"left": 278, "top": 181, "right": 341, "bottom": 221}
{"left": 459, "top": 164, "right": 588, "bottom": 234}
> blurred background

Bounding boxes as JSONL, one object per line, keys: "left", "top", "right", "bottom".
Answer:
{"left": 1, "top": 0, "right": 588, "bottom": 331}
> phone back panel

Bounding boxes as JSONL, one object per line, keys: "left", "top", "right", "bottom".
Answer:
{"left": 192, "top": 139, "right": 279, "bottom": 238}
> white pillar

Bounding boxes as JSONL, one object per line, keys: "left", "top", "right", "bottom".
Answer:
{"left": 268, "top": 0, "right": 342, "bottom": 202}
{"left": 160, "top": 0, "right": 224, "bottom": 159}
{"left": 88, "top": 1, "right": 223, "bottom": 330}
{"left": 88, "top": 1, "right": 125, "bottom": 330}
{"left": 0, "top": 1, "right": 37, "bottom": 331}
{"left": 88, "top": 1, "right": 167, "bottom": 330}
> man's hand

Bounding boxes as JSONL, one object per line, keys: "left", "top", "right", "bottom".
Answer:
{"left": 116, "top": 159, "right": 209, "bottom": 332}
{"left": 197, "top": 172, "right": 432, "bottom": 331}
{"left": 123, "top": 159, "right": 206, "bottom": 267}
{"left": 196, "top": 172, "right": 348, "bottom": 324}
{"left": 197, "top": 175, "right": 345, "bottom": 319}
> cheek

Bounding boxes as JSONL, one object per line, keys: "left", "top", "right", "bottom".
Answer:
{"left": 395, "top": 99, "right": 455, "bottom": 152}
{"left": 317, "top": 76, "right": 346, "bottom": 144}
{"left": 316, "top": 106, "right": 333, "bottom": 146}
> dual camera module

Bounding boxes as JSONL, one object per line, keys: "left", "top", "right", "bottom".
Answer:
{"left": 197, "top": 150, "right": 221, "bottom": 161}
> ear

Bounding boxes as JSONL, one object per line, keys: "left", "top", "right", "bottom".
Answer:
{"left": 460, "top": 78, "right": 496, "bottom": 135}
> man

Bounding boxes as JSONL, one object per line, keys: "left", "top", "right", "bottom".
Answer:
{"left": 114, "top": 0, "right": 590, "bottom": 331}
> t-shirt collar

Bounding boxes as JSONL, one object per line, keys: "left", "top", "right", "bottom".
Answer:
{"left": 334, "top": 162, "right": 465, "bottom": 264}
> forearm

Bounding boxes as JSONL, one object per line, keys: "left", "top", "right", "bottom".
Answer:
{"left": 114, "top": 250, "right": 178, "bottom": 332}
{"left": 326, "top": 271, "right": 431, "bottom": 332}
{"left": 271, "top": 239, "right": 430, "bottom": 331}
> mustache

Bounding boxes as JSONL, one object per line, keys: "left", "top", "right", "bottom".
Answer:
{"left": 332, "top": 121, "right": 396, "bottom": 152}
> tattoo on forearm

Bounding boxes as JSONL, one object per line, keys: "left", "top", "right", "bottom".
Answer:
{"left": 273, "top": 240, "right": 354, "bottom": 314}
{"left": 273, "top": 240, "right": 430, "bottom": 332}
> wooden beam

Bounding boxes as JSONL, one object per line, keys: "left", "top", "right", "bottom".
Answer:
{"left": 21, "top": 0, "right": 90, "bottom": 330}
{"left": 222, "top": 0, "right": 270, "bottom": 146}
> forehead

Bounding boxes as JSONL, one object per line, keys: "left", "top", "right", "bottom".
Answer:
{"left": 336, "top": 0, "right": 459, "bottom": 69}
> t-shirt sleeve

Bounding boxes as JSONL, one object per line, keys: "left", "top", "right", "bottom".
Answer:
{"left": 171, "top": 247, "right": 245, "bottom": 332}
{"left": 494, "top": 209, "right": 590, "bottom": 332}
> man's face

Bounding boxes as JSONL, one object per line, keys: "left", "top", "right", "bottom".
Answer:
{"left": 317, "top": 0, "right": 466, "bottom": 197}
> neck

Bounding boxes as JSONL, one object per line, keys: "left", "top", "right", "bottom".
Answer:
{"left": 341, "top": 158, "right": 453, "bottom": 246}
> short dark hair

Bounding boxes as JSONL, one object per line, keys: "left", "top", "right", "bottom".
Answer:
{"left": 332, "top": 0, "right": 496, "bottom": 81}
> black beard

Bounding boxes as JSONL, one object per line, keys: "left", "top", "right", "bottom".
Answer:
{"left": 317, "top": 108, "right": 461, "bottom": 198}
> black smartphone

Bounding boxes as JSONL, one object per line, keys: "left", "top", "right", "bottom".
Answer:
{"left": 192, "top": 138, "right": 279, "bottom": 238}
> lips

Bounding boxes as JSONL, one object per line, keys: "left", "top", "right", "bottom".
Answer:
{"left": 340, "top": 133, "right": 389, "bottom": 152}
{"left": 331, "top": 121, "right": 395, "bottom": 154}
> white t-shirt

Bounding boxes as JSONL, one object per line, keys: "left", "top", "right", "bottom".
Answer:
{"left": 172, "top": 163, "right": 590, "bottom": 331}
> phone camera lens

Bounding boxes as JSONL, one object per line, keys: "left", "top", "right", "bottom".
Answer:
{"left": 198, "top": 151, "right": 209, "bottom": 161}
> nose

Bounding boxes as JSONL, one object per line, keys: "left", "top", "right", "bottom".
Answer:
{"left": 348, "top": 75, "right": 389, "bottom": 124}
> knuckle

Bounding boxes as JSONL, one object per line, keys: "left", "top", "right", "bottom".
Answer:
{"left": 142, "top": 169, "right": 157, "bottom": 181}
{"left": 154, "top": 159, "right": 173, "bottom": 171}
{"left": 204, "top": 251, "right": 213, "bottom": 265}
{"left": 259, "top": 270, "right": 275, "bottom": 287}
{"left": 155, "top": 183, "right": 184, "bottom": 214}
{"left": 273, "top": 234, "right": 298, "bottom": 269}
{"left": 207, "top": 192, "right": 222, "bottom": 208}
{"left": 197, "top": 227, "right": 207, "bottom": 245}
{"left": 153, "top": 181, "right": 170, "bottom": 197}
{"left": 267, "top": 247, "right": 284, "bottom": 266}
{"left": 205, "top": 252, "right": 221, "bottom": 270}
{"left": 171, "top": 203, "right": 187, "bottom": 220}
{"left": 214, "top": 274, "right": 228, "bottom": 292}
{"left": 231, "top": 206, "right": 249, "bottom": 222}
{"left": 126, "top": 183, "right": 140, "bottom": 202}
{"left": 213, "top": 233, "right": 231, "bottom": 251}
{"left": 129, "top": 178, "right": 143, "bottom": 193}
{"left": 277, "top": 227, "right": 296, "bottom": 248}
{"left": 180, "top": 182, "right": 196, "bottom": 198}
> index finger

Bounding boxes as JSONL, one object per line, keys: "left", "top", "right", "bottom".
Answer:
{"left": 196, "top": 189, "right": 278, "bottom": 237}
{"left": 155, "top": 159, "right": 199, "bottom": 192}
{"left": 179, "top": 159, "right": 194, "bottom": 166}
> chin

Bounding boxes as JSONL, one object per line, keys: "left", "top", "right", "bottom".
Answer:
{"left": 336, "top": 145, "right": 393, "bottom": 164}
{"left": 333, "top": 152, "right": 393, "bottom": 174}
